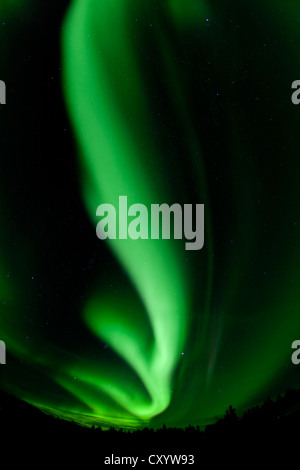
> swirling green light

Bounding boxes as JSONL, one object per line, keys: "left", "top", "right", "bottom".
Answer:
{"left": 61, "top": 0, "right": 300, "bottom": 428}
{"left": 1, "top": 0, "right": 300, "bottom": 431}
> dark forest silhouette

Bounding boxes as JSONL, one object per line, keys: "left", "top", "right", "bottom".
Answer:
{"left": 0, "top": 387, "right": 299, "bottom": 464}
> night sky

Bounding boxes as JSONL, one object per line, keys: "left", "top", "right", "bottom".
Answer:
{"left": 0, "top": 0, "right": 300, "bottom": 430}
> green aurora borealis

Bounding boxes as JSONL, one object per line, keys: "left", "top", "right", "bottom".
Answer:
{"left": 0, "top": 0, "right": 300, "bottom": 429}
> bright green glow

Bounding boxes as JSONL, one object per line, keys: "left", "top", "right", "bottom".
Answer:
{"left": 0, "top": 0, "right": 30, "bottom": 15}
{"left": 1, "top": 1, "right": 300, "bottom": 430}
{"left": 61, "top": 0, "right": 191, "bottom": 425}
